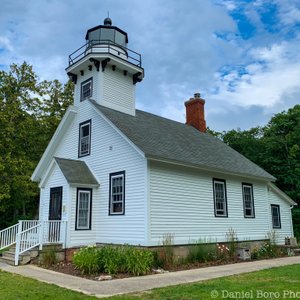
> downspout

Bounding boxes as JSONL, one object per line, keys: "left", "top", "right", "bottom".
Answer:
{"left": 289, "top": 204, "right": 297, "bottom": 238}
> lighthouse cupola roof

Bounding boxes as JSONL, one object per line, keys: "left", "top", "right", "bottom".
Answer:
{"left": 85, "top": 18, "right": 128, "bottom": 48}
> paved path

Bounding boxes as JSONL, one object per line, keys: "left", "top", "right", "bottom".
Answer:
{"left": 1, "top": 256, "right": 300, "bottom": 298}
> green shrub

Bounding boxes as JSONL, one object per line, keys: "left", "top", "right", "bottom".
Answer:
{"left": 98, "top": 246, "right": 124, "bottom": 275}
{"left": 73, "top": 244, "right": 154, "bottom": 276}
{"left": 187, "top": 241, "right": 217, "bottom": 263}
{"left": 124, "top": 246, "right": 154, "bottom": 276}
{"left": 259, "top": 242, "right": 277, "bottom": 258}
{"left": 251, "top": 242, "right": 277, "bottom": 259}
{"left": 250, "top": 233, "right": 283, "bottom": 260}
{"left": 42, "top": 246, "right": 57, "bottom": 267}
{"left": 73, "top": 245, "right": 100, "bottom": 274}
{"left": 251, "top": 246, "right": 260, "bottom": 260}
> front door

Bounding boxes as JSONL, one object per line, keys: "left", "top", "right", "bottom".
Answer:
{"left": 48, "top": 187, "right": 63, "bottom": 242}
{"left": 49, "top": 187, "right": 63, "bottom": 220}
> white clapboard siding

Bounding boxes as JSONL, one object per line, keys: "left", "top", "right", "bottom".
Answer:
{"left": 55, "top": 100, "right": 147, "bottom": 246}
{"left": 102, "top": 68, "right": 135, "bottom": 115}
{"left": 268, "top": 188, "right": 294, "bottom": 244}
{"left": 39, "top": 164, "right": 69, "bottom": 224}
{"left": 149, "top": 161, "right": 272, "bottom": 245}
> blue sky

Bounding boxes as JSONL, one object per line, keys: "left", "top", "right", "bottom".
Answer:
{"left": 1, "top": 0, "right": 300, "bottom": 131}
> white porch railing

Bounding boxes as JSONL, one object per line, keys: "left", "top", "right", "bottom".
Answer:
{"left": 0, "top": 220, "right": 42, "bottom": 252}
{"left": 15, "top": 224, "right": 41, "bottom": 265}
{"left": 20, "top": 220, "right": 40, "bottom": 231}
{"left": 0, "top": 220, "right": 67, "bottom": 265}
{"left": 41, "top": 220, "right": 67, "bottom": 244}
{"left": 0, "top": 223, "right": 19, "bottom": 250}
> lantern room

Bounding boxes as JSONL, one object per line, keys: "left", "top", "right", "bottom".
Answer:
{"left": 85, "top": 17, "right": 128, "bottom": 48}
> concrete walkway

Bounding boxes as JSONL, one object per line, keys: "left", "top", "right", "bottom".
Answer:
{"left": 1, "top": 256, "right": 300, "bottom": 298}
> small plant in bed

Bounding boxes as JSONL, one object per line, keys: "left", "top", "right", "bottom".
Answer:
{"left": 41, "top": 245, "right": 58, "bottom": 267}
{"left": 73, "top": 245, "right": 100, "bottom": 274}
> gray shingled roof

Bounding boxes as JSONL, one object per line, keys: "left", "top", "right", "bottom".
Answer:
{"left": 90, "top": 100, "right": 275, "bottom": 181}
{"left": 55, "top": 157, "right": 99, "bottom": 186}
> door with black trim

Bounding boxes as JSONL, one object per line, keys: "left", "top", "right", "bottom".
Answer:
{"left": 49, "top": 187, "right": 62, "bottom": 220}
{"left": 48, "top": 187, "right": 63, "bottom": 242}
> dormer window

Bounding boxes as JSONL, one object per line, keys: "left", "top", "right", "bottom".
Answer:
{"left": 79, "top": 120, "right": 91, "bottom": 157}
{"left": 81, "top": 77, "right": 93, "bottom": 101}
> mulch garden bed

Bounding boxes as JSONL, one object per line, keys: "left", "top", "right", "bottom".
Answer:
{"left": 40, "top": 261, "right": 151, "bottom": 280}
{"left": 36, "top": 258, "right": 242, "bottom": 281}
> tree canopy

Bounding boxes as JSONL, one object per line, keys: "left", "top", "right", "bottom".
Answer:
{"left": 0, "top": 62, "right": 73, "bottom": 228}
{"left": 211, "top": 105, "right": 300, "bottom": 205}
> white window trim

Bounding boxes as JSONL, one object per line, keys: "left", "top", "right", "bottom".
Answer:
{"left": 242, "top": 184, "right": 255, "bottom": 218}
{"left": 79, "top": 120, "right": 91, "bottom": 157}
{"left": 81, "top": 77, "right": 93, "bottom": 101}
{"left": 76, "top": 189, "right": 92, "bottom": 230}
{"left": 271, "top": 204, "right": 281, "bottom": 229}
{"left": 109, "top": 171, "right": 125, "bottom": 215}
{"left": 213, "top": 179, "right": 228, "bottom": 217}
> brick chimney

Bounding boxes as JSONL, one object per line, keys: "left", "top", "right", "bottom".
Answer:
{"left": 185, "top": 93, "right": 206, "bottom": 132}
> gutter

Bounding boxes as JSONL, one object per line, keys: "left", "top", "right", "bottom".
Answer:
{"left": 146, "top": 155, "right": 275, "bottom": 183}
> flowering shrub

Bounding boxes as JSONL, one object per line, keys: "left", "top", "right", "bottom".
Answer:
{"left": 216, "top": 243, "right": 230, "bottom": 260}
{"left": 251, "top": 242, "right": 282, "bottom": 260}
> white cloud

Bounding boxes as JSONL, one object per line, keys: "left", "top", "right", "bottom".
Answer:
{"left": 208, "top": 40, "right": 300, "bottom": 110}
{"left": 275, "top": 0, "right": 300, "bottom": 25}
{"left": 0, "top": 36, "right": 13, "bottom": 51}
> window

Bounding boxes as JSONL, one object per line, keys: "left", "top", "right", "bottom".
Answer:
{"left": 81, "top": 77, "right": 93, "bottom": 101}
{"left": 109, "top": 171, "right": 125, "bottom": 215}
{"left": 78, "top": 120, "right": 91, "bottom": 157}
{"left": 271, "top": 204, "right": 281, "bottom": 229}
{"left": 76, "top": 188, "right": 92, "bottom": 230}
{"left": 242, "top": 183, "right": 255, "bottom": 218}
{"left": 213, "top": 179, "right": 228, "bottom": 217}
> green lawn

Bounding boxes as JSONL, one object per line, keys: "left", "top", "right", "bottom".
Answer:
{"left": 0, "top": 264, "right": 299, "bottom": 300}
{"left": 109, "top": 264, "right": 300, "bottom": 300}
{"left": 0, "top": 271, "right": 98, "bottom": 300}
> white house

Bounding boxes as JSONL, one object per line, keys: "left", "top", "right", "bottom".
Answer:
{"left": 0, "top": 19, "right": 296, "bottom": 265}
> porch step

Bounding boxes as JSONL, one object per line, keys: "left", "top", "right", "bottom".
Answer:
{"left": 2, "top": 250, "right": 16, "bottom": 260}
{"left": 0, "top": 255, "right": 15, "bottom": 266}
{"left": 0, "top": 245, "right": 39, "bottom": 266}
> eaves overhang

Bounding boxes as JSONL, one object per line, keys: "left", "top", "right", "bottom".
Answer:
{"left": 268, "top": 182, "right": 297, "bottom": 206}
{"left": 145, "top": 154, "right": 277, "bottom": 183}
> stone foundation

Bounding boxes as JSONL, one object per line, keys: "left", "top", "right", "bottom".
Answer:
{"left": 49, "top": 239, "right": 272, "bottom": 263}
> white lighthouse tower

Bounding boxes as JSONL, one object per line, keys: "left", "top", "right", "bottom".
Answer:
{"left": 66, "top": 18, "right": 144, "bottom": 116}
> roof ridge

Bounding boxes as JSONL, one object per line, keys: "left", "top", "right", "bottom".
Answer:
{"left": 89, "top": 99, "right": 203, "bottom": 131}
